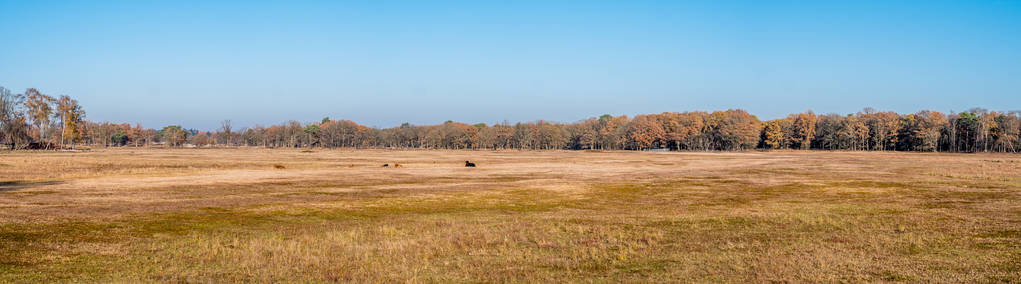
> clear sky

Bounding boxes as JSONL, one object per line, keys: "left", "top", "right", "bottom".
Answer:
{"left": 1, "top": 0, "right": 1019, "bottom": 130}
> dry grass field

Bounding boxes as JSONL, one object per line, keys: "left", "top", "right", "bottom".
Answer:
{"left": 1, "top": 148, "right": 1020, "bottom": 282}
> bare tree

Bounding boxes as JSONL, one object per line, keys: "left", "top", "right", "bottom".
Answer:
{"left": 219, "top": 120, "right": 232, "bottom": 146}
{"left": 0, "top": 87, "right": 32, "bottom": 149}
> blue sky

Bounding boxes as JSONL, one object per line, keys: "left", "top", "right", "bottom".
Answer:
{"left": 1, "top": 0, "right": 1019, "bottom": 130}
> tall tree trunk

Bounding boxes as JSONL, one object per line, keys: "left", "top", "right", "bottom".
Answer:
{"left": 60, "top": 122, "right": 66, "bottom": 148}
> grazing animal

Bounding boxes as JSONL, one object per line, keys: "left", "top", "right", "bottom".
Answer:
{"left": 382, "top": 163, "right": 390, "bottom": 168}
{"left": 465, "top": 160, "right": 476, "bottom": 167}
{"left": 273, "top": 164, "right": 286, "bottom": 169}
{"left": 394, "top": 163, "right": 403, "bottom": 168}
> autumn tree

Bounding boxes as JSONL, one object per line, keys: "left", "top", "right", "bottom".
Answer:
{"left": 142, "top": 127, "right": 158, "bottom": 147}
{"left": 566, "top": 118, "right": 598, "bottom": 150}
{"left": 706, "top": 109, "right": 761, "bottom": 150}
{"left": 487, "top": 122, "right": 514, "bottom": 149}
{"left": 160, "top": 125, "right": 187, "bottom": 147}
{"left": 626, "top": 114, "right": 665, "bottom": 150}
{"left": 991, "top": 112, "right": 1020, "bottom": 152}
{"left": 55, "top": 95, "right": 85, "bottom": 148}
{"left": 789, "top": 111, "right": 817, "bottom": 149}
{"left": 760, "top": 120, "right": 785, "bottom": 149}
{"left": 859, "top": 109, "right": 899, "bottom": 151}
{"left": 535, "top": 121, "right": 566, "bottom": 150}
{"left": 661, "top": 112, "right": 707, "bottom": 150}
{"left": 849, "top": 116, "right": 869, "bottom": 151}
{"left": 898, "top": 111, "right": 946, "bottom": 152}
{"left": 191, "top": 131, "right": 211, "bottom": 146}
{"left": 24, "top": 88, "right": 55, "bottom": 144}
{"left": 595, "top": 115, "right": 629, "bottom": 150}
{"left": 386, "top": 122, "right": 416, "bottom": 148}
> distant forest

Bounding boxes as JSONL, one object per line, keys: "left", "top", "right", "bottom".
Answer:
{"left": 1, "top": 86, "right": 1019, "bottom": 152}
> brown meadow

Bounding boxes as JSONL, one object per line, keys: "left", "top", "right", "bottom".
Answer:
{"left": 1, "top": 148, "right": 1020, "bottom": 282}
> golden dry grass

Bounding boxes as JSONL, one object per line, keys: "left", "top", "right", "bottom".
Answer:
{"left": 1, "top": 148, "right": 1020, "bottom": 282}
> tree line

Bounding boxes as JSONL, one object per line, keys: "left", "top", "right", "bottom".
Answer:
{"left": 1, "top": 86, "right": 1019, "bottom": 152}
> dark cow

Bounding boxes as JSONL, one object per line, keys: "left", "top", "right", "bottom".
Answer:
{"left": 465, "top": 160, "right": 476, "bottom": 167}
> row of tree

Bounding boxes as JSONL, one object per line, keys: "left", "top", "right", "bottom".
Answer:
{"left": 2, "top": 86, "right": 1019, "bottom": 152}
{"left": 758, "top": 108, "right": 1020, "bottom": 152}
{"left": 1, "top": 87, "right": 85, "bottom": 149}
